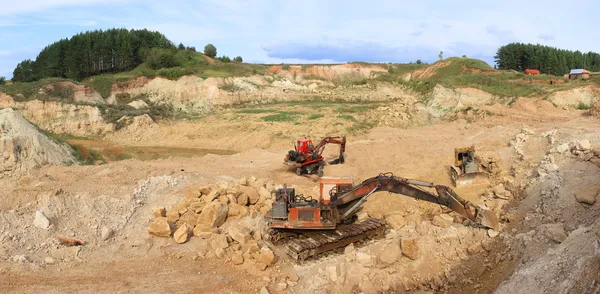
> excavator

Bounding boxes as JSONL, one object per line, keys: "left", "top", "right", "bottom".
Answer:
{"left": 284, "top": 136, "right": 346, "bottom": 177}
{"left": 265, "top": 173, "right": 499, "bottom": 261}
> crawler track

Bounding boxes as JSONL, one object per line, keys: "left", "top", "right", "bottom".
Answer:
{"left": 283, "top": 218, "right": 386, "bottom": 261}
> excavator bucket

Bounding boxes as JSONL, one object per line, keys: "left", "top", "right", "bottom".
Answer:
{"left": 477, "top": 207, "right": 500, "bottom": 231}
{"left": 450, "top": 166, "right": 490, "bottom": 188}
{"left": 444, "top": 190, "right": 499, "bottom": 231}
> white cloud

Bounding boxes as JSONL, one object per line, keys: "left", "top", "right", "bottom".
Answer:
{"left": 0, "top": 0, "right": 129, "bottom": 15}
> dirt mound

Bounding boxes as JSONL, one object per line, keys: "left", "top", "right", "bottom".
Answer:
{"left": 412, "top": 61, "right": 450, "bottom": 79}
{"left": 0, "top": 108, "right": 76, "bottom": 178}
{"left": 589, "top": 100, "right": 600, "bottom": 117}
{"left": 546, "top": 86, "right": 600, "bottom": 107}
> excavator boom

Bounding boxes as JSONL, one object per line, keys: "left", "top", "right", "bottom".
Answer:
{"left": 332, "top": 173, "right": 498, "bottom": 230}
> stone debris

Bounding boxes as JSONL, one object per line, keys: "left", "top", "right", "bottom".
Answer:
{"left": 33, "top": 210, "right": 51, "bottom": 230}
{"left": 356, "top": 252, "right": 373, "bottom": 266}
{"left": 197, "top": 202, "right": 228, "bottom": 228}
{"left": 378, "top": 243, "right": 401, "bottom": 266}
{"left": 575, "top": 139, "right": 591, "bottom": 151}
{"left": 401, "top": 238, "right": 420, "bottom": 260}
{"left": 152, "top": 206, "right": 166, "bottom": 218}
{"left": 252, "top": 247, "right": 275, "bottom": 267}
{"left": 543, "top": 223, "right": 568, "bottom": 243}
{"left": 573, "top": 186, "right": 598, "bottom": 205}
{"left": 148, "top": 217, "right": 172, "bottom": 237}
{"left": 260, "top": 287, "right": 270, "bottom": 294}
{"left": 210, "top": 234, "right": 229, "bottom": 250}
{"left": 173, "top": 223, "right": 191, "bottom": 244}
{"left": 385, "top": 214, "right": 406, "bottom": 230}
{"left": 356, "top": 211, "right": 369, "bottom": 222}
{"left": 100, "top": 226, "right": 114, "bottom": 241}
{"left": 232, "top": 253, "right": 244, "bottom": 265}
{"left": 432, "top": 214, "right": 454, "bottom": 228}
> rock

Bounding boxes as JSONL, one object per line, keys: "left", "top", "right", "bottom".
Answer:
{"left": 100, "top": 226, "right": 114, "bottom": 241}
{"left": 44, "top": 257, "right": 55, "bottom": 264}
{"left": 228, "top": 226, "right": 252, "bottom": 244}
{"left": 185, "top": 186, "right": 201, "bottom": 198}
{"left": 401, "top": 238, "right": 420, "bottom": 260}
{"left": 259, "top": 206, "right": 271, "bottom": 216}
{"left": 576, "top": 139, "right": 591, "bottom": 150}
{"left": 127, "top": 100, "right": 148, "bottom": 109}
{"left": 432, "top": 214, "right": 454, "bottom": 228}
{"left": 166, "top": 210, "right": 180, "bottom": 223}
{"left": 286, "top": 268, "right": 299, "bottom": 282}
{"left": 210, "top": 234, "right": 229, "bottom": 250}
{"left": 541, "top": 130, "right": 557, "bottom": 144}
{"left": 151, "top": 206, "right": 166, "bottom": 218}
{"left": 260, "top": 287, "right": 270, "bottom": 294}
{"left": 378, "top": 243, "right": 401, "bottom": 266}
{"left": 555, "top": 143, "right": 570, "bottom": 153}
{"left": 544, "top": 223, "right": 568, "bottom": 243}
{"left": 327, "top": 265, "right": 338, "bottom": 281}
{"left": 237, "top": 193, "right": 249, "bottom": 206}
{"left": 12, "top": 255, "right": 28, "bottom": 263}
{"left": 467, "top": 242, "right": 484, "bottom": 254}
{"left": 192, "top": 225, "right": 212, "bottom": 237}
{"left": 196, "top": 202, "right": 228, "bottom": 228}
{"left": 189, "top": 201, "right": 205, "bottom": 213}
{"left": 488, "top": 229, "right": 500, "bottom": 238}
{"left": 148, "top": 217, "right": 172, "bottom": 237}
{"left": 276, "top": 283, "right": 287, "bottom": 291}
{"left": 239, "top": 186, "right": 260, "bottom": 205}
{"left": 356, "top": 211, "right": 369, "bottom": 222}
{"left": 493, "top": 184, "right": 512, "bottom": 200}
{"left": 227, "top": 203, "right": 242, "bottom": 217}
{"left": 356, "top": 252, "right": 373, "bottom": 266}
{"left": 344, "top": 243, "right": 356, "bottom": 261}
{"left": 226, "top": 194, "right": 237, "bottom": 204}
{"left": 404, "top": 212, "right": 422, "bottom": 224}
{"left": 257, "top": 186, "right": 270, "bottom": 204}
{"left": 574, "top": 187, "right": 598, "bottom": 205}
{"left": 232, "top": 253, "right": 244, "bottom": 265}
{"left": 173, "top": 223, "right": 191, "bottom": 244}
{"left": 386, "top": 214, "right": 406, "bottom": 230}
{"left": 198, "top": 186, "right": 211, "bottom": 195}
{"left": 33, "top": 210, "right": 50, "bottom": 230}
{"left": 217, "top": 195, "right": 230, "bottom": 204}
{"left": 245, "top": 242, "right": 260, "bottom": 256}
{"left": 215, "top": 248, "right": 225, "bottom": 258}
{"left": 252, "top": 247, "right": 275, "bottom": 266}
{"left": 205, "top": 190, "right": 220, "bottom": 202}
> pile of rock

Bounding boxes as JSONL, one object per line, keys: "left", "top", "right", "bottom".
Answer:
{"left": 147, "top": 176, "right": 278, "bottom": 269}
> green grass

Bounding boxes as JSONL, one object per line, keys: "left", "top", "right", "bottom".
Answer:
{"left": 236, "top": 108, "right": 277, "bottom": 114}
{"left": 337, "top": 114, "right": 357, "bottom": 122}
{"left": 577, "top": 101, "right": 592, "bottom": 110}
{"left": 336, "top": 104, "right": 377, "bottom": 113}
{"left": 262, "top": 111, "right": 299, "bottom": 122}
{"left": 0, "top": 78, "right": 76, "bottom": 102}
{"left": 308, "top": 114, "right": 324, "bottom": 120}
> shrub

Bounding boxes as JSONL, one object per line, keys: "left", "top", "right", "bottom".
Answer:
{"left": 145, "top": 48, "right": 179, "bottom": 69}
{"left": 0, "top": 76, "right": 5, "bottom": 85}
{"left": 234, "top": 56, "right": 243, "bottom": 63}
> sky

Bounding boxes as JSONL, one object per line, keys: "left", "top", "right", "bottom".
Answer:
{"left": 1, "top": 0, "right": 600, "bottom": 79}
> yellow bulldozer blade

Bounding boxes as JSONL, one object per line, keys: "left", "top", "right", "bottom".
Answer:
{"left": 451, "top": 166, "right": 490, "bottom": 188}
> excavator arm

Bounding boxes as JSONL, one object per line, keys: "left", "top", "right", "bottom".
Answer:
{"left": 331, "top": 173, "right": 499, "bottom": 230}
{"left": 313, "top": 136, "right": 346, "bottom": 164}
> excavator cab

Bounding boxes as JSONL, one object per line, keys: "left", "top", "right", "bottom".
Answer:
{"left": 296, "top": 139, "right": 314, "bottom": 153}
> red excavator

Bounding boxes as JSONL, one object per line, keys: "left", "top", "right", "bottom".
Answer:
{"left": 284, "top": 136, "right": 346, "bottom": 177}
{"left": 265, "top": 173, "right": 499, "bottom": 261}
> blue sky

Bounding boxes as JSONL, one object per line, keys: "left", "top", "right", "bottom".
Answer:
{"left": 1, "top": 0, "right": 600, "bottom": 79}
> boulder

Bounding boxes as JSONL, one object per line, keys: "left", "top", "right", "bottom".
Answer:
{"left": 401, "top": 238, "right": 420, "bottom": 260}
{"left": 127, "top": 100, "right": 148, "bottom": 109}
{"left": 544, "top": 223, "right": 568, "bottom": 243}
{"left": 226, "top": 194, "right": 238, "bottom": 204}
{"left": 204, "top": 190, "right": 220, "bottom": 202}
{"left": 148, "top": 217, "right": 172, "bottom": 237}
{"left": 385, "top": 214, "right": 406, "bottom": 230}
{"left": 355, "top": 211, "right": 369, "bottom": 222}
{"left": 432, "top": 214, "right": 454, "bottom": 228}
{"left": 245, "top": 242, "right": 261, "bottom": 256}
{"left": 210, "top": 234, "right": 229, "bottom": 249}
{"left": 228, "top": 203, "right": 242, "bottom": 217}
{"left": 151, "top": 206, "right": 166, "bottom": 218}
{"left": 493, "top": 184, "right": 512, "bottom": 200}
{"left": 185, "top": 186, "right": 201, "bottom": 198}
{"left": 228, "top": 226, "right": 252, "bottom": 244}
{"left": 189, "top": 201, "right": 205, "bottom": 214}
{"left": 378, "top": 243, "right": 401, "bottom": 266}
{"left": 404, "top": 212, "right": 422, "bottom": 224}
{"left": 257, "top": 186, "right": 270, "bottom": 204}
{"left": 33, "top": 210, "right": 51, "bottom": 230}
{"left": 239, "top": 186, "right": 260, "bottom": 205}
{"left": 232, "top": 253, "right": 244, "bottom": 265}
{"left": 576, "top": 139, "right": 591, "bottom": 150}
{"left": 198, "top": 186, "right": 211, "bottom": 195}
{"left": 574, "top": 186, "right": 598, "bottom": 205}
{"left": 166, "top": 210, "right": 180, "bottom": 223}
{"left": 197, "top": 202, "right": 228, "bottom": 228}
{"left": 100, "top": 226, "right": 114, "bottom": 241}
{"left": 555, "top": 143, "right": 570, "bottom": 153}
{"left": 252, "top": 247, "right": 275, "bottom": 266}
{"left": 237, "top": 193, "right": 249, "bottom": 206}
{"left": 488, "top": 229, "right": 500, "bottom": 238}
{"left": 356, "top": 252, "right": 373, "bottom": 266}
{"left": 217, "top": 195, "right": 230, "bottom": 204}
{"left": 173, "top": 223, "right": 191, "bottom": 244}
{"left": 215, "top": 248, "right": 226, "bottom": 258}
{"left": 276, "top": 283, "right": 288, "bottom": 291}
{"left": 260, "top": 287, "right": 270, "bottom": 294}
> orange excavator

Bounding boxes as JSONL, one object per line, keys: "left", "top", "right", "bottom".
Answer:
{"left": 265, "top": 173, "right": 499, "bottom": 261}
{"left": 284, "top": 136, "right": 346, "bottom": 177}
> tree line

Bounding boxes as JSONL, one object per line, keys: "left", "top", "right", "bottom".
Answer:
{"left": 12, "top": 29, "right": 176, "bottom": 82}
{"left": 495, "top": 43, "right": 600, "bottom": 76}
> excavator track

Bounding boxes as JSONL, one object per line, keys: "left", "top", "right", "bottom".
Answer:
{"left": 284, "top": 218, "right": 386, "bottom": 262}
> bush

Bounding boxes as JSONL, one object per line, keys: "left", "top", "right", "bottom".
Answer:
{"left": 282, "top": 64, "right": 290, "bottom": 70}
{"left": 0, "top": 76, "right": 5, "bottom": 85}
{"left": 204, "top": 44, "right": 217, "bottom": 58}
{"left": 234, "top": 56, "right": 243, "bottom": 63}
{"left": 177, "top": 43, "right": 185, "bottom": 50}
{"left": 218, "top": 56, "right": 232, "bottom": 63}
{"left": 145, "top": 48, "right": 179, "bottom": 70}
{"left": 186, "top": 46, "right": 196, "bottom": 52}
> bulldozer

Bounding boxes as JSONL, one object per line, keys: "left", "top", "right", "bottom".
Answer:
{"left": 265, "top": 172, "right": 499, "bottom": 261}
{"left": 284, "top": 136, "right": 346, "bottom": 177}
{"left": 450, "top": 146, "right": 490, "bottom": 188}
